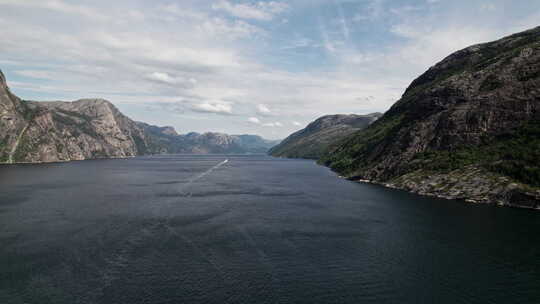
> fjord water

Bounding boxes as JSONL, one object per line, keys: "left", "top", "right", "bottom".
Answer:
{"left": 0, "top": 155, "right": 539, "bottom": 304}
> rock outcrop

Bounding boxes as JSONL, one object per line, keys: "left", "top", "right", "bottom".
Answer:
{"left": 0, "top": 78, "right": 153, "bottom": 163}
{"left": 321, "top": 26, "right": 540, "bottom": 209}
{"left": 269, "top": 113, "right": 381, "bottom": 159}
{"left": 0, "top": 70, "right": 278, "bottom": 163}
{"left": 0, "top": 70, "right": 29, "bottom": 163}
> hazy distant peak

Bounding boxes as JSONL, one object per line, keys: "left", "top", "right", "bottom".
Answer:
{"left": 160, "top": 126, "right": 178, "bottom": 136}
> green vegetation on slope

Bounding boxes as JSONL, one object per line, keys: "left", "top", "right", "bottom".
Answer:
{"left": 320, "top": 113, "right": 404, "bottom": 176}
{"left": 412, "top": 121, "right": 540, "bottom": 187}
{"left": 0, "top": 136, "right": 9, "bottom": 163}
{"left": 12, "top": 131, "right": 38, "bottom": 162}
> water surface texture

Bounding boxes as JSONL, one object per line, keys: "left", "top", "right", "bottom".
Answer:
{"left": 1, "top": 155, "right": 539, "bottom": 304}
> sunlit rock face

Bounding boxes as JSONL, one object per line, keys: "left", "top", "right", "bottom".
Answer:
{"left": 0, "top": 74, "right": 153, "bottom": 164}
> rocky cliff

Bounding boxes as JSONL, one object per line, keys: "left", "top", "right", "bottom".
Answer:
{"left": 269, "top": 113, "right": 381, "bottom": 159}
{"left": 0, "top": 70, "right": 277, "bottom": 163}
{"left": 0, "top": 70, "right": 29, "bottom": 163}
{"left": 321, "top": 26, "right": 540, "bottom": 209}
{"left": 0, "top": 72, "right": 153, "bottom": 163}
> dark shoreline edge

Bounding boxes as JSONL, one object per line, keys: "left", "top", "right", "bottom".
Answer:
{"left": 345, "top": 177, "right": 540, "bottom": 211}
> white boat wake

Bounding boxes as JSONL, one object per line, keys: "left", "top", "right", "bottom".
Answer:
{"left": 180, "top": 159, "right": 229, "bottom": 197}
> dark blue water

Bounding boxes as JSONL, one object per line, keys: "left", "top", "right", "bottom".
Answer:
{"left": 0, "top": 155, "right": 539, "bottom": 304}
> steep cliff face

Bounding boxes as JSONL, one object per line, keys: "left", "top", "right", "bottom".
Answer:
{"left": 0, "top": 72, "right": 155, "bottom": 163}
{"left": 0, "top": 70, "right": 29, "bottom": 163}
{"left": 269, "top": 113, "right": 381, "bottom": 159}
{"left": 322, "top": 26, "right": 540, "bottom": 208}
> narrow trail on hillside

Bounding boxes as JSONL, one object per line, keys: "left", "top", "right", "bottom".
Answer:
{"left": 8, "top": 123, "right": 30, "bottom": 164}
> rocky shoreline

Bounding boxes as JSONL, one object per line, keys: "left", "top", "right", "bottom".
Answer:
{"left": 1, "top": 155, "right": 136, "bottom": 165}
{"left": 346, "top": 166, "right": 540, "bottom": 210}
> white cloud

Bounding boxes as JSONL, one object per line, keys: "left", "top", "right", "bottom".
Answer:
{"left": 212, "top": 0, "right": 288, "bottom": 21}
{"left": 257, "top": 104, "right": 271, "bottom": 115}
{"left": 14, "top": 70, "right": 56, "bottom": 80}
{"left": 0, "top": 0, "right": 107, "bottom": 21}
{"left": 248, "top": 116, "right": 282, "bottom": 127}
{"left": 199, "top": 17, "right": 264, "bottom": 39}
{"left": 292, "top": 121, "right": 302, "bottom": 126}
{"left": 356, "top": 96, "right": 376, "bottom": 104}
{"left": 352, "top": 0, "right": 384, "bottom": 22}
{"left": 191, "top": 101, "right": 232, "bottom": 114}
{"left": 262, "top": 122, "right": 283, "bottom": 127}
{"left": 157, "top": 3, "right": 206, "bottom": 20}
{"left": 389, "top": 25, "right": 508, "bottom": 70}
{"left": 480, "top": 3, "right": 496, "bottom": 11}
{"left": 248, "top": 117, "right": 261, "bottom": 124}
{"left": 146, "top": 72, "right": 197, "bottom": 86}
{"left": 390, "top": 24, "right": 425, "bottom": 39}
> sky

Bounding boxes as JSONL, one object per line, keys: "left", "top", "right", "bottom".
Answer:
{"left": 1, "top": 0, "right": 539, "bottom": 139}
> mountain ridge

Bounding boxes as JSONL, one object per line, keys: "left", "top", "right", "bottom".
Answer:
{"left": 321, "top": 26, "right": 540, "bottom": 209}
{"left": 138, "top": 122, "right": 279, "bottom": 155}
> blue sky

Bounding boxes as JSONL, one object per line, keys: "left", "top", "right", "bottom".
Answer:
{"left": 1, "top": 0, "right": 539, "bottom": 139}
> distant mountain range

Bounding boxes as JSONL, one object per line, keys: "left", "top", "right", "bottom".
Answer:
{"left": 269, "top": 113, "right": 382, "bottom": 159}
{"left": 0, "top": 71, "right": 279, "bottom": 164}
{"left": 138, "top": 122, "right": 280, "bottom": 155}
{"left": 280, "top": 26, "right": 540, "bottom": 209}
